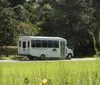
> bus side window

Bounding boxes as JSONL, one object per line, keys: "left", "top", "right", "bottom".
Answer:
{"left": 36, "top": 40, "right": 41, "bottom": 47}
{"left": 48, "top": 40, "right": 53, "bottom": 48}
{"left": 42, "top": 40, "right": 47, "bottom": 48}
{"left": 19, "top": 41, "right": 21, "bottom": 47}
{"left": 23, "top": 42, "right": 26, "bottom": 48}
{"left": 31, "top": 40, "right": 35, "bottom": 47}
{"left": 54, "top": 41, "right": 59, "bottom": 48}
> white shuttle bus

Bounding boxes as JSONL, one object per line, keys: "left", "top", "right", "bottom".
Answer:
{"left": 18, "top": 36, "right": 73, "bottom": 60}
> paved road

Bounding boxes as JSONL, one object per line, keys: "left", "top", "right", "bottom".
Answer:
{"left": 0, "top": 58, "right": 98, "bottom": 63}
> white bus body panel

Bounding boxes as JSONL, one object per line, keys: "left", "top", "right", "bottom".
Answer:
{"left": 30, "top": 48, "right": 60, "bottom": 58}
{"left": 18, "top": 36, "right": 67, "bottom": 58}
{"left": 66, "top": 47, "right": 74, "bottom": 57}
{"left": 18, "top": 36, "right": 30, "bottom": 55}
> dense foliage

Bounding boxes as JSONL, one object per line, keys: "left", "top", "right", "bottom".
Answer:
{"left": 0, "top": 0, "right": 100, "bottom": 57}
{"left": 0, "top": 0, "right": 17, "bottom": 46}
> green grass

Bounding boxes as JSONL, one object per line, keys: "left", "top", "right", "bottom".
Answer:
{"left": 0, "top": 60, "right": 100, "bottom": 85}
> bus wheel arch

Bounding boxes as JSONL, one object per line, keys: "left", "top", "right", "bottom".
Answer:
{"left": 40, "top": 54, "right": 46, "bottom": 60}
{"left": 66, "top": 53, "right": 72, "bottom": 60}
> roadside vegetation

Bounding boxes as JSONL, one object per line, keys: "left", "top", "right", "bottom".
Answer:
{"left": 0, "top": 0, "right": 100, "bottom": 85}
{"left": 0, "top": 60, "right": 100, "bottom": 85}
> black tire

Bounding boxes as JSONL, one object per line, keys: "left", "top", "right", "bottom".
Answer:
{"left": 66, "top": 54, "right": 72, "bottom": 60}
{"left": 40, "top": 54, "right": 46, "bottom": 60}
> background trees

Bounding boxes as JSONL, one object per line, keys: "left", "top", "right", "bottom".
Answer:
{"left": 0, "top": 0, "right": 100, "bottom": 57}
{"left": 37, "top": 0, "right": 99, "bottom": 56}
{"left": 0, "top": 0, "right": 17, "bottom": 47}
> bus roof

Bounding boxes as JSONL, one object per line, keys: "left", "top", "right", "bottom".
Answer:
{"left": 20, "top": 36, "right": 66, "bottom": 41}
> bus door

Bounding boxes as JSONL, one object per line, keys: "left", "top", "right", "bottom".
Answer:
{"left": 60, "top": 41, "right": 65, "bottom": 58}
{"left": 22, "top": 41, "right": 29, "bottom": 55}
{"left": 27, "top": 41, "right": 30, "bottom": 54}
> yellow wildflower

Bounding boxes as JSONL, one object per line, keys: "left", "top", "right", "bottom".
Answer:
{"left": 39, "top": 79, "right": 48, "bottom": 85}
{"left": 39, "top": 82, "right": 43, "bottom": 85}
{"left": 42, "top": 79, "right": 47, "bottom": 84}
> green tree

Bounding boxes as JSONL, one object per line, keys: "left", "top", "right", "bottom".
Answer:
{"left": 0, "top": 0, "right": 17, "bottom": 47}
{"left": 13, "top": 1, "right": 42, "bottom": 36}
{"left": 36, "top": 0, "right": 98, "bottom": 56}
{"left": 92, "top": 0, "right": 100, "bottom": 50}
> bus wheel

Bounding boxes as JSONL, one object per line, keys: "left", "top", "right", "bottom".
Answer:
{"left": 66, "top": 54, "right": 72, "bottom": 60}
{"left": 40, "top": 54, "right": 46, "bottom": 60}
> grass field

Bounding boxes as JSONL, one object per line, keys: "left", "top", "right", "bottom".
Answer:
{"left": 0, "top": 60, "right": 100, "bottom": 85}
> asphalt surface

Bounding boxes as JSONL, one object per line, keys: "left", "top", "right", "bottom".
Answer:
{"left": 0, "top": 58, "right": 98, "bottom": 63}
